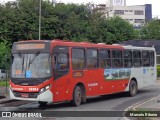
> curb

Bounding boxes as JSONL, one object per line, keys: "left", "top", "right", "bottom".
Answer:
{"left": 0, "top": 96, "right": 14, "bottom": 104}
{"left": 0, "top": 95, "right": 6, "bottom": 99}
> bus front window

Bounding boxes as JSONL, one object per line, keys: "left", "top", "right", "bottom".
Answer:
{"left": 11, "top": 53, "right": 51, "bottom": 78}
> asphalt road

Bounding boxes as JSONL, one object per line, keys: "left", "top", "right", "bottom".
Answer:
{"left": 1, "top": 83, "right": 160, "bottom": 120}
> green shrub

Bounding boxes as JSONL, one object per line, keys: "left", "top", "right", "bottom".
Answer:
{"left": 0, "top": 81, "right": 9, "bottom": 87}
{"left": 157, "top": 65, "right": 160, "bottom": 77}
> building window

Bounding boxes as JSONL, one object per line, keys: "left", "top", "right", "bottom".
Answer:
{"left": 87, "top": 49, "right": 98, "bottom": 68}
{"left": 99, "top": 49, "right": 111, "bottom": 68}
{"left": 125, "top": 19, "right": 133, "bottom": 22}
{"left": 72, "top": 48, "right": 85, "bottom": 69}
{"left": 114, "top": 10, "right": 124, "bottom": 15}
{"left": 134, "top": 19, "right": 144, "bottom": 23}
{"left": 134, "top": 10, "right": 144, "bottom": 15}
{"left": 125, "top": 10, "right": 128, "bottom": 12}
{"left": 112, "top": 50, "right": 123, "bottom": 68}
{"left": 129, "top": 10, "right": 133, "bottom": 12}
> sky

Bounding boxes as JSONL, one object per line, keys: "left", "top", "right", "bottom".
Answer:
{"left": 59, "top": 0, "right": 160, "bottom": 17}
{"left": 1, "top": 0, "right": 160, "bottom": 18}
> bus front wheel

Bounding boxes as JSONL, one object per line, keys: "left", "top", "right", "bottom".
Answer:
{"left": 73, "top": 86, "right": 82, "bottom": 106}
{"left": 128, "top": 80, "right": 138, "bottom": 97}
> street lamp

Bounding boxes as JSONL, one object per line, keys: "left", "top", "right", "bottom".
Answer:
{"left": 39, "top": 0, "right": 41, "bottom": 40}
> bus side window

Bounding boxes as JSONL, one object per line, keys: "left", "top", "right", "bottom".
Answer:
{"left": 133, "top": 51, "right": 141, "bottom": 67}
{"left": 53, "top": 46, "right": 69, "bottom": 80}
{"left": 123, "top": 50, "right": 132, "bottom": 68}
{"left": 142, "top": 51, "right": 150, "bottom": 67}
{"left": 112, "top": 50, "right": 122, "bottom": 68}
{"left": 54, "top": 53, "right": 69, "bottom": 70}
{"left": 72, "top": 48, "right": 85, "bottom": 69}
{"left": 99, "top": 49, "right": 111, "bottom": 68}
{"left": 86, "top": 49, "right": 98, "bottom": 69}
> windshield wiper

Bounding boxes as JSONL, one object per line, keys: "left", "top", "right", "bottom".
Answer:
{"left": 28, "top": 51, "right": 40, "bottom": 69}
{"left": 22, "top": 55, "right": 24, "bottom": 73}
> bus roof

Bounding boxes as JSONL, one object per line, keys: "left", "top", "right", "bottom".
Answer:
{"left": 51, "top": 39, "right": 124, "bottom": 49}
{"left": 14, "top": 40, "right": 155, "bottom": 50}
{"left": 122, "top": 45, "right": 155, "bottom": 51}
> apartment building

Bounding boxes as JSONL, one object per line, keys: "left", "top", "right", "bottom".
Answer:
{"left": 95, "top": 0, "right": 152, "bottom": 28}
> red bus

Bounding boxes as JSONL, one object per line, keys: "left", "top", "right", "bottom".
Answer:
{"left": 10, "top": 40, "right": 156, "bottom": 106}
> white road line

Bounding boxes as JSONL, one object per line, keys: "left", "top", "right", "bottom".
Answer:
{"left": 121, "top": 94, "right": 160, "bottom": 120}
{"left": 132, "top": 94, "right": 160, "bottom": 110}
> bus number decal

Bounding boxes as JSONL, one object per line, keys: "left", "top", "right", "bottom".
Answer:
{"left": 73, "top": 71, "right": 83, "bottom": 78}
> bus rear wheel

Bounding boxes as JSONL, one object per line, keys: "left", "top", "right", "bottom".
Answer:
{"left": 128, "top": 80, "right": 138, "bottom": 97}
{"left": 38, "top": 101, "right": 47, "bottom": 106}
{"left": 73, "top": 86, "right": 82, "bottom": 106}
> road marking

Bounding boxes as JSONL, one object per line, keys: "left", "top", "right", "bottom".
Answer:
{"left": 121, "top": 94, "right": 160, "bottom": 120}
{"left": 132, "top": 94, "right": 160, "bottom": 110}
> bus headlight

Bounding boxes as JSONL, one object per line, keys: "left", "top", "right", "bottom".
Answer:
{"left": 40, "top": 84, "right": 51, "bottom": 94}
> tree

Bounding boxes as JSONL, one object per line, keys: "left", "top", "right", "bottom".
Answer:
{"left": 140, "top": 19, "right": 160, "bottom": 39}
{"left": 0, "top": 0, "right": 138, "bottom": 44}
{"left": 0, "top": 40, "right": 11, "bottom": 69}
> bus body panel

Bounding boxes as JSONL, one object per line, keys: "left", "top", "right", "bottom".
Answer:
{"left": 10, "top": 78, "right": 54, "bottom": 102}
{"left": 10, "top": 89, "right": 53, "bottom": 102}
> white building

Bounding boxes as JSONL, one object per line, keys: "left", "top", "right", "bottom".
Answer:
{"left": 95, "top": 0, "right": 152, "bottom": 29}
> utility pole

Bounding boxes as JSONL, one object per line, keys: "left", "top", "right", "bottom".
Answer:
{"left": 39, "top": 0, "right": 41, "bottom": 40}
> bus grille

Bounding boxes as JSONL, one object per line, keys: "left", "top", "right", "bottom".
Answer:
{"left": 13, "top": 91, "right": 39, "bottom": 98}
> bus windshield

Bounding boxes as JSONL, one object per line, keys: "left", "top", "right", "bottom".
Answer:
{"left": 11, "top": 53, "right": 51, "bottom": 78}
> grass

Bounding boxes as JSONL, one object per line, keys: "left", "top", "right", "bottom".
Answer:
{"left": 0, "top": 81, "right": 9, "bottom": 87}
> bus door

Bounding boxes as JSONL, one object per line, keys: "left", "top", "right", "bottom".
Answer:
{"left": 53, "top": 46, "right": 70, "bottom": 102}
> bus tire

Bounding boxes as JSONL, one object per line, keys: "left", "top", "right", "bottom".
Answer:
{"left": 128, "top": 80, "right": 138, "bottom": 97}
{"left": 38, "top": 101, "right": 47, "bottom": 106}
{"left": 73, "top": 86, "right": 82, "bottom": 106}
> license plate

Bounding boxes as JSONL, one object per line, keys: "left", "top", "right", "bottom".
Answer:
{"left": 21, "top": 93, "right": 28, "bottom": 98}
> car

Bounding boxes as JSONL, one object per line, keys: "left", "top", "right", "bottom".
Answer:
{"left": 0, "top": 69, "right": 6, "bottom": 81}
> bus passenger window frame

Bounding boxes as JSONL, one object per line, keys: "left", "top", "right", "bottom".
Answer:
{"left": 142, "top": 51, "right": 150, "bottom": 67}
{"left": 72, "top": 47, "right": 85, "bottom": 70}
{"left": 112, "top": 49, "right": 123, "bottom": 68}
{"left": 99, "top": 49, "right": 111, "bottom": 68}
{"left": 53, "top": 46, "right": 69, "bottom": 80}
{"left": 133, "top": 50, "right": 141, "bottom": 68}
{"left": 123, "top": 50, "right": 133, "bottom": 68}
{"left": 54, "top": 53, "right": 69, "bottom": 70}
{"left": 86, "top": 48, "right": 99, "bottom": 69}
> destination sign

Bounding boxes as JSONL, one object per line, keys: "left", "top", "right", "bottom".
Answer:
{"left": 16, "top": 43, "right": 45, "bottom": 50}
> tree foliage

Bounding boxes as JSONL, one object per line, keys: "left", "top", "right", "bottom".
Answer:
{"left": 0, "top": 0, "right": 137, "bottom": 44}
{"left": 140, "top": 20, "right": 160, "bottom": 39}
{"left": 0, "top": 39, "right": 11, "bottom": 69}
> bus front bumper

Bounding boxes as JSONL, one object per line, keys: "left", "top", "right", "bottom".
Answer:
{"left": 9, "top": 89, "right": 53, "bottom": 102}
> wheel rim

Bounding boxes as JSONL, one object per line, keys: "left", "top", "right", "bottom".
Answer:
{"left": 76, "top": 90, "right": 81, "bottom": 104}
{"left": 131, "top": 83, "right": 136, "bottom": 95}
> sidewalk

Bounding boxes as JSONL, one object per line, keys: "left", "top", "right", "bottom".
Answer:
{"left": 0, "top": 86, "right": 10, "bottom": 101}
{"left": 132, "top": 80, "right": 160, "bottom": 111}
